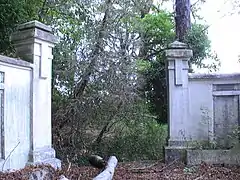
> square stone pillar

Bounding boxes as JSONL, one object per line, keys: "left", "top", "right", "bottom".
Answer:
{"left": 11, "top": 21, "right": 61, "bottom": 168}
{"left": 164, "top": 41, "right": 193, "bottom": 163}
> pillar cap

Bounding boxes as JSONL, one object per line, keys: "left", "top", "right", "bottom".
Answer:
{"left": 17, "top": 20, "right": 52, "bottom": 33}
{"left": 168, "top": 41, "right": 188, "bottom": 49}
{"left": 11, "top": 20, "right": 59, "bottom": 44}
{"left": 165, "top": 41, "right": 193, "bottom": 59}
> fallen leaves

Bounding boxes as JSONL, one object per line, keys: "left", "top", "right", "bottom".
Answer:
{"left": 114, "top": 161, "right": 240, "bottom": 180}
{"left": 0, "top": 161, "right": 240, "bottom": 179}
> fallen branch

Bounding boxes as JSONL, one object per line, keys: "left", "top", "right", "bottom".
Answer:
{"left": 93, "top": 156, "right": 118, "bottom": 180}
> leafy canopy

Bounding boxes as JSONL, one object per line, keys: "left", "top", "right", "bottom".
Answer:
{"left": 0, "top": 0, "right": 43, "bottom": 54}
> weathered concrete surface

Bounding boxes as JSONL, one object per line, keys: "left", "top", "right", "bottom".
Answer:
{"left": 0, "top": 60, "right": 31, "bottom": 170}
{"left": 0, "top": 20, "right": 60, "bottom": 171}
{"left": 11, "top": 20, "right": 59, "bottom": 45}
{"left": 165, "top": 40, "right": 240, "bottom": 165}
{"left": 11, "top": 20, "right": 61, "bottom": 170}
{"left": 165, "top": 41, "right": 193, "bottom": 145}
{"left": 187, "top": 149, "right": 240, "bottom": 166}
{"left": 188, "top": 72, "right": 240, "bottom": 80}
{"left": 165, "top": 146, "right": 187, "bottom": 164}
{"left": 188, "top": 75, "right": 240, "bottom": 143}
{"left": 164, "top": 41, "right": 193, "bottom": 164}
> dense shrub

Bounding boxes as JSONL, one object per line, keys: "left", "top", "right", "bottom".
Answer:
{"left": 97, "top": 120, "right": 167, "bottom": 162}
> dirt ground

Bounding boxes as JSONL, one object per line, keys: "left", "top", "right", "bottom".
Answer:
{"left": 113, "top": 161, "right": 240, "bottom": 180}
{"left": 1, "top": 161, "right": 240, "bottom": 179}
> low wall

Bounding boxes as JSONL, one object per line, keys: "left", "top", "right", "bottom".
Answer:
{"left": 188, "top": 73, "right": 240, "bottom": 148}
{"left": 187, "top": 149, "right": 240, "bottom": 166}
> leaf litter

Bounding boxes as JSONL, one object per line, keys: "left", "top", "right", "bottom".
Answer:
{"left": 0, "top": 161, "right": 240, "bottom": 179}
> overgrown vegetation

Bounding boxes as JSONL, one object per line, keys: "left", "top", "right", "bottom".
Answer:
{"left": 102, "top": 121, "right": 167, "bottom": 162}
{"left": 0, "top": 0, "right": 220, "bottom": 165}
{"left": 0, "top": 0, "right": 44, "bottom": 54}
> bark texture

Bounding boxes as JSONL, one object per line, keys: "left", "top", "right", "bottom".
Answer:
{"left": 175, "top": 0, "right": 191, "bottom": 41}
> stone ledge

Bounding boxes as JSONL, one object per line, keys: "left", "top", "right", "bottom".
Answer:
{"left": 0, "top": 55, "right": 33, "bottom": 69}
{"left": 188, "top": 72, "right": 240, "bottom": 80}
{"left": 17, "top": 20, "right": 52, "bottom": 32}
{"left": 187, "top": 149, "right": 240, "bottom": 166}
{"left": 165, "top": 49, "right": 193, "bottom": 59}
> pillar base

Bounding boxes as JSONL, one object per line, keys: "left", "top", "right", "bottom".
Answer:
{"left": 164, "top": 146, "right": 187, "bottom": 164}
{"left": 165, "top": 139, "right": 196, "bottom": 164}
{"left": 28, "top": 146, "right": 61, "bottom": 169}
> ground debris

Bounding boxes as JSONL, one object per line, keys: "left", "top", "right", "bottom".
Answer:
{"left": 0, "top": 161, "right": 240, "bottom": 179}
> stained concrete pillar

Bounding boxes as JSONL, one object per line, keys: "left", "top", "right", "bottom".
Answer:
{"left": 164, "top": 41, "right": 193, "bottom": 163}
{"left": 11, "top": 21, "right": 61, "bottom": 168}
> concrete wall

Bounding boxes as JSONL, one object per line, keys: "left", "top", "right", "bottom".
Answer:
{"left": 188, "top": 73, "right": 240, "bottom": 147}
{"left": 165, "top": 41, "right": 240, "bottom": 150}
{"left": 0, "top": 56, "right": 32, "bottom": 170}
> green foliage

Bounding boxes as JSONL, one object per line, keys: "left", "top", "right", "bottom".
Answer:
{"left": 99, "top": 119, "right": 167, "bottom": 162}
{"left": 0, "top": 0, "right": 43, "bottom": 54}
{"left": 134, "top": 11, "right": 175, "bottom": 58}
{"left": 138, "top": 11, "right": 175, "bottom": 43}
{"left": 188, "top": 140, "right": 218, "bottom": 150}
{"left": 136, "top": 59, "right": 151, "bottom": 73}
{"left": 184, "top": 23, "right": 211, "bottom": 65}
{"left": 139, "top": 60, "right": 167, "bottom": 124}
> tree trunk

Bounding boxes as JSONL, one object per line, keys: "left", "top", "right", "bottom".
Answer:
{"left": 175, "top": 0, "right": 191, "bottom": 41}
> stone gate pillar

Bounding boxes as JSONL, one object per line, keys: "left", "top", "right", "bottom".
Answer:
{"left": 11, "top": 21, "right": 61, "bottom": 168}
{"left": 164, "top": 41, "right": 193, "bottom": 163}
